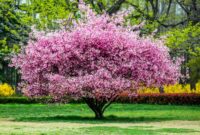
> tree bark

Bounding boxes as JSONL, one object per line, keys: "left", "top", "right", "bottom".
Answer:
{"left": 84, "top": 98, "right": 105, "bottom": 119}
{"left": 94, "top": 109, "right": 103, "bottom": 119}
{"left": 84, "top": 95, "right": 118, "bottom": 119}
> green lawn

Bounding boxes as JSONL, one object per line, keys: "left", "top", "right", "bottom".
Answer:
{"left": 0, "top": 104, "right": 200, "bottom": 134}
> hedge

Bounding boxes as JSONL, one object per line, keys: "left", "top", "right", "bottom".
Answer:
{"left": 1, "top": 94, "right": 200, "bottom": 105}
{"left": 0, "top": 97, "right": 45, "bottom": 104}
{"left": 0, "top": 97, "right": 81, "bottom": 104}
{"left": 118, "top": 94, "right": 200, "bottom": 105}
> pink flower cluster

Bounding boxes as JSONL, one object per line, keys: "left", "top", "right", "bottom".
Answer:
{"left": 11, "top": 2, "right": 181, "bottom": 101}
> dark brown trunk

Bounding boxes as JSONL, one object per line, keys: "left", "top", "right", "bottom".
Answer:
{"left": 84, "top": 98, "right": 105, "bottom": 119}
{"left": 95, "top": 110, "right": 103, "bottom": 119}
{"left": 84, "top": 96, "right": 118, "bottom": 119}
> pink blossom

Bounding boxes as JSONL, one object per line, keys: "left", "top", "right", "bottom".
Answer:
{"left": 11, "top": 2, "right": 181, "bottom": 102}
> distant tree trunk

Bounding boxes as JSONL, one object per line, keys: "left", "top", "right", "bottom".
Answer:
{"left": 159, "top": 86, "right": 164, "bottom": 93}
{"left": 180, "top": 52, "right": 188, "bottom": 84}
{"left": 189, "top": 67, "right": 197, "bottom": 90}
{"left": 190, "top": 79, "right": 197, "bottom": 90}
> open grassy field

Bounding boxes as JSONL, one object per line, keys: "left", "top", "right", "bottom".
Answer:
{"left": 0, "top": 104, "right": 200, "bottom": 135}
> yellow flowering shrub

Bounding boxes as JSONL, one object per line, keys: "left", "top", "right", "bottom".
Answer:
{"left": 138, "top": 81, "right": 200, "bottom": 94}
{"left": 0, "top": 83, "right": 15, "bottom": 97}
{"left": 138, "top": 87, "right": 160, "bottom": 94}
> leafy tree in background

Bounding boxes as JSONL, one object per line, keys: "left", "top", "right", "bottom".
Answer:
{"left": 166, "top": 23, "right": 200, "bottom": 89}
{"left": 11, "top": 0, "right": 200, "bottom": 32}
{"left": 17, "top": 0, "right": 78, "bottom": 30}
{"left": 16, "top": 0, "right": 200, "bottom": 33}
{"left": 0, "top": 0, "right": 29, "bottom": 84}
{"left": 0, "top": 0, "right": 29, "bottom": 53}
{"left": 176, "top": 0, "right": 200, "bottom": 24}
{"left": 16, "top": 0, "right": 128, "bottom": 30}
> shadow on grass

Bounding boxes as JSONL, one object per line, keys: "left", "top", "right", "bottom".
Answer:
{"left": 14, "top": 115, "right": 173, "bottom": 123}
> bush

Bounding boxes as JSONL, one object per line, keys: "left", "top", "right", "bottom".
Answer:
{"left": 138, "top": 81, "right": 200, "bottom": 94}
{"left": 119, "top": 93, "right": 200, "bottom": 105}
{"left": 0, "top": 83, "right": 15, "bottom": 97}
{"left": 0, "top": 96, "right": 53, "bottom": 104}
{"left": 1, "top": 94, "right": 200, "bottom": 105}
{"left": 0, "top": 97, "right": 33, "bottom": 104}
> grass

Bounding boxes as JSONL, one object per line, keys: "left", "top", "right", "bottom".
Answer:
{"left": 0, "top": 103, "right": 200, "bottom": 134}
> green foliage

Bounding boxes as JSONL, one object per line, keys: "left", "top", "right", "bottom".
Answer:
{"left": 19, "top": 0, "right": 126, "bottom": 30}
{"left": 0, "top": 0, "right": 29, "bottom": 55}
{"left": 166, "top": 23, "right": 200, "bottom": 87}
{"left": 19, "top": 0, "right": 79, "bottom": 30}
{"left": 0, "top": 0, "right": 30, "bottom": 84}
{"left": 166, "top": 24, "right": 200, "bottom": 54}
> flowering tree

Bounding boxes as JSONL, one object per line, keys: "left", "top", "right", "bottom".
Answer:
{"left": 12, "top": 1, "right": 181, "bottom": 119}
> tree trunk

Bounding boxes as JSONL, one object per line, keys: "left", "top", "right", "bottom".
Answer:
{"left": 190, "top": 81, "right": 196, "bottom": 90}
{"left": 159, "top": 86, "right": 164, "bottom": 93}
{"left": 84, "top": 96, "right": 118, "bottom": 119}
{"left": 84, "top": 98, "right": 105, "bottom": 119}
{"left": 94, "top": 110, "right": 103, "bottom": 119}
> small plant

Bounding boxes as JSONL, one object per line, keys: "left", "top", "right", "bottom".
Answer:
{"left": 0, "top": 83, "right": 15, "bottom": 97}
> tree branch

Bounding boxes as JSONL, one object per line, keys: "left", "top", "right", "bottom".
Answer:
{"left": 148, "top": 0, "right": 158, "bottom": 18}
{"left": 157, "top": 19, "right": 188, "bottom": 27}
{"left": 126, "top": 1, "right": 187, "bottom": 28}
{"left": 192, "top": 0, "right": 197, "bottom": 11}
{"left": 89, "top": 0, "right": 96, "bottom": 9}
{"left": 166, "top": 0, "right": 172, "bottom": 16}
{"left": 107, "top": 0, "right": 126, "bottom": 15}
{"left": 176, "top": 0, "right": 190, "bottom": 15}
{"left": 97, "top": 1, "right": 105, "bottom": 12}
{"left": 102, "top": 94, "right": 118, "bottom": 113}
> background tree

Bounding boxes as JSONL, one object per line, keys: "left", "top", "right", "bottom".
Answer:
{"left": 166, "top": 23, "right": 200, "bottom": 89}
{"left": 16, "top": 0, "right": 78, "bottom": 30}
{"left": 0, "top": 0, "right": 29, "bottom": 86}
{"left": 14, "top": 0, "right": 200, "bottom": 33}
